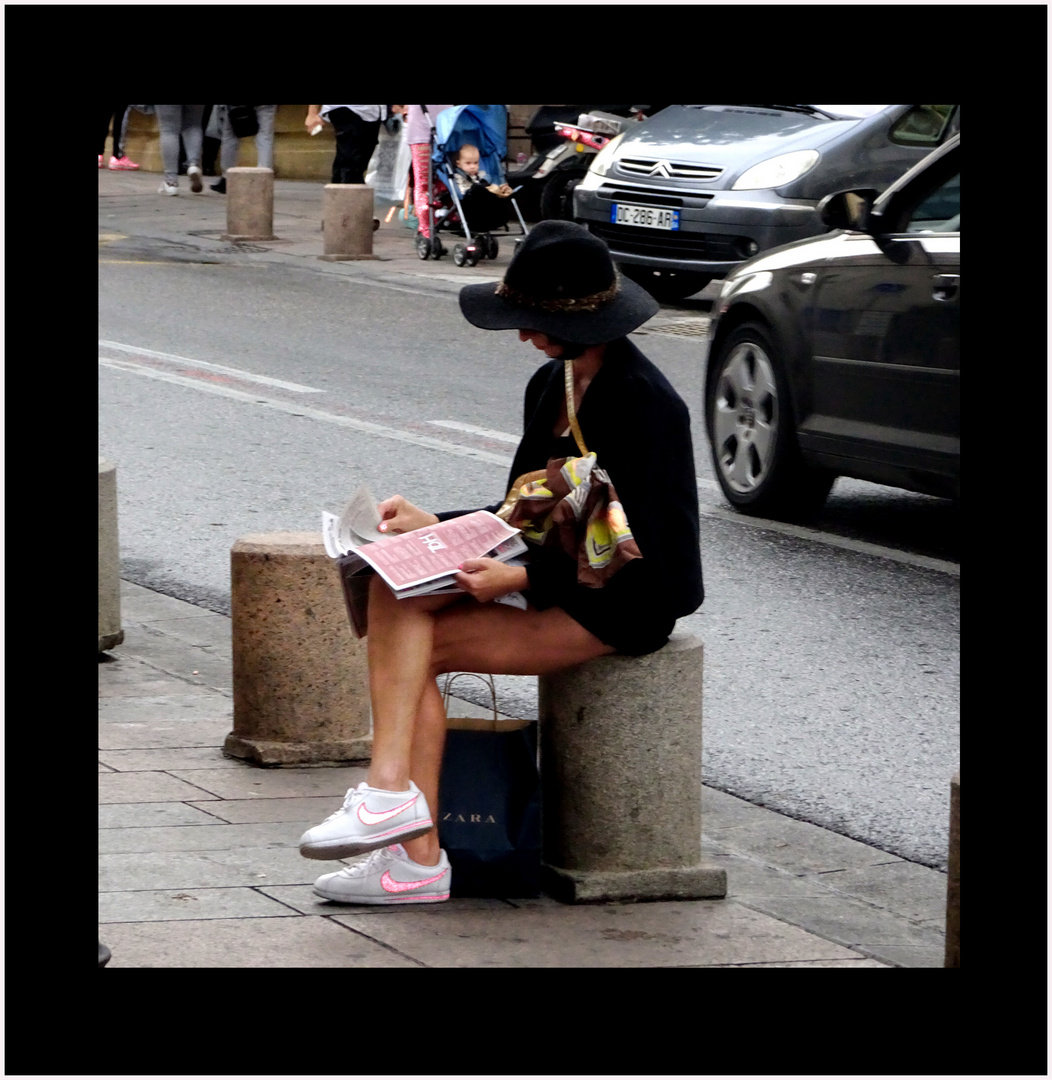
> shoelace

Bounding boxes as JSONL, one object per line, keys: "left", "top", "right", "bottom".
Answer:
{"left": 338, "top": 846, "right": 397, "bottom": 878}
{"left": 321, "top": 783, "right": 366, "bottom": 824}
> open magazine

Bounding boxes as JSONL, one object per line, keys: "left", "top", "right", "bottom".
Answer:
{"left": 323, "top": 486, "right": 528, "bottom": 638}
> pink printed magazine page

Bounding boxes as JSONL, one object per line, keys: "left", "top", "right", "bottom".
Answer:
{"left": 352, "top": 511, "right": 521, "bottom": 592}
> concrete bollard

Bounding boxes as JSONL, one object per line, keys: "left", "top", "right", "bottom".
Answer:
{"left": 538, "top": 631, "right": 726, "bottom": 903}
{"left": 945, "top": 771, "right": 960, "bottom": 967}
{"left": 318, "top": 184, "right": 376, "bottom": 261}
{"left": 221, "top": 167, "right": 276, "bottom": 242}
{"left": 225, "top": 532, "right": 371, "bottom": 765}
{"left": 98, "top": 458, "right": 124, "bottom": 653}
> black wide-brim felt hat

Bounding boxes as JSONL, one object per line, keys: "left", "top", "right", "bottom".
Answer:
{"left": 458, "top": 220, "right": 659, "bottom": 344}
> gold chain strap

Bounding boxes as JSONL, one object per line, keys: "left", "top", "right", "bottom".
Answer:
{"left": 563, "top": 359, "right": 589, "bottom": 457}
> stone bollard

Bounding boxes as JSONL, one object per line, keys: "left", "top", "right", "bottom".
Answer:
{"left": 318, "top": 184, "right": 376, "bottom": 261}
{"left": 945, "top": 771, "right": 960, "bottom": 967}
{"left": 98, "top": 458, "right": 124, "bottom": 653}
{"left": 221, "top": 167, "right": 276, "bottom": 242}
{"left": 538, "top": 631, "right": 726, "bottom": 903}
{"left": 225, "top": 532, "right": 371, "bottom": 765}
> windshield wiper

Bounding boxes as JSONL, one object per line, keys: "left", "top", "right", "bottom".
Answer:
{"left": 757, "top": 104, "right": 838, "bottom": 119}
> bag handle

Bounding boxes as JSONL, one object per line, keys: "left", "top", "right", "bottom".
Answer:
{"left": 442, "top": 672, "right": 498, "bottom": 721}
{"left": 563, "top": 360, "right": 589, "bottom": 457}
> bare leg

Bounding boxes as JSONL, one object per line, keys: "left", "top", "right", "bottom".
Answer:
{"left": 363, "top": 578, "right": 615, "bottom": 866}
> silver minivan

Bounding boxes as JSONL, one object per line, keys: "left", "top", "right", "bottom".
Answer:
{"left": 573, "top": 104, "right": 959, "bottom": 301}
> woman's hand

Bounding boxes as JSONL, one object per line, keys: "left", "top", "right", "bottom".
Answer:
{"left": 305, "top": 108, "right": 324, "bottom": 133}
{"left": 376, "top": 494, "right": 440, "bottom": 535}
{"left": 455, "top": 558, "right": 529, "bottom": 604}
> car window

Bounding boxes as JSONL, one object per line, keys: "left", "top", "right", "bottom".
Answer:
{"left": 906, "top": 172, "right": 960, "bottom": 233}
{"left": 891, "top": 105, "right": 956, "bottom": 145}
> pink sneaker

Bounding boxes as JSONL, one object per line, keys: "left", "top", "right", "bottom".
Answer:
{"left": 109, "top": 155, "right": 141, "bottom": 171}
{"left": 98, "top": 155, "right": 104, "bottom": 168}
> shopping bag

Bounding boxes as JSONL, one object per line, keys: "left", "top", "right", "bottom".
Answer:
{"left": 438, "top": 674, "right": 541, "bottom": 898}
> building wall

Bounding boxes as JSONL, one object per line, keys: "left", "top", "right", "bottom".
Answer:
{"left": 117, "top": 106, "right": 545, "bottom": 181}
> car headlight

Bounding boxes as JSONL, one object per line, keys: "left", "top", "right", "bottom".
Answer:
{"left": 732, "top": 150, "right": 819, "bottom": 190}
{"left": 587, "top": 132, "right": 626, "bottom": 178}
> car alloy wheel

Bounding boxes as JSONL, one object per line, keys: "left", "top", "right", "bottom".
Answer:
{"left": 711, "top": 335, "right": 779, "bottom": 497}
{"left": 707, "top": 321, "right": 833, "bottom": 519}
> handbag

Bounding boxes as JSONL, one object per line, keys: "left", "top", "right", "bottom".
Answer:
{"left": 226, "top": 104, "right": 259, "bottom": 139}
{"left": 497, "top": 359, "right": 642, "bottom": 587}
{"left": 438, "top": 673, "right": 541, "bottom": 898}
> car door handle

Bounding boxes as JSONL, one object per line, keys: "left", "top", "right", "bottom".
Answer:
{"left": 932, "top": 273, "right": 959, "bottom": 301}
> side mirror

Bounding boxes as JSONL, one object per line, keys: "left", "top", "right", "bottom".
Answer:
{"left": 818, "top": 189, "right": 879, "bottom": 232}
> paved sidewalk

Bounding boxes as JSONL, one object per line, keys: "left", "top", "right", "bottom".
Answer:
{"left": 98, "top": 581, "right": 948, "bottom": 968}
{"left": 99, "top": 166, "right": 722, "bottom": 318}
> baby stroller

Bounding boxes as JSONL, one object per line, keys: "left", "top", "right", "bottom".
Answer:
{"left": 416, "top": 104, "right": 530, "bottom": 267}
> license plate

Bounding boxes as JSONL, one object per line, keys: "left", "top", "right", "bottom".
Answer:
{"left": 611, "top": 203, "right": 680, "bottom": 230}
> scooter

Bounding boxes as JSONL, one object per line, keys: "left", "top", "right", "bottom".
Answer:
{"left": 506, "top": 105, "right": 668, "bottom": 221}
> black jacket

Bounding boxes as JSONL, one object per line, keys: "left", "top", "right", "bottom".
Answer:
{"left": 440, "top": 337, "right": 703, "bottom": 653}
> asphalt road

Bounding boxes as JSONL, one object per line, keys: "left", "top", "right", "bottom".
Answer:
{"left": 99, "top": 249, "right": 960, "bottom": 871}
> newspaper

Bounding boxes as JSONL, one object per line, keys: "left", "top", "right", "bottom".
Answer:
{"left": 323, "top": 486, "right": 529, "bottom": 637}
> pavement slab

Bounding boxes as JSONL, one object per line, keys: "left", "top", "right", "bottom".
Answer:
{"left": 327, "top": 896, "right": 871, "bottom": 968}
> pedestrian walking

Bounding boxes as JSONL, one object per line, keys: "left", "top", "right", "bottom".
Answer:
{"left": 209, "top": 104, "right": 278, "bottom": 194}
{"left": 298, "top": 221, "right": 705, "bottom": 905}
{"left": 98, "top": 105, "right": 140, "bottom": 170}
{"left": 155, "top": 105, "right": 206, "bottom": 196}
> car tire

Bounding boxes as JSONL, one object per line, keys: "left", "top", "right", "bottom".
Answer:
{"left": 539, "top": 168, "right": 589, "bottom": 221}
{"left": 706, "top": 321, "right": 834, "bottom": 520}
{"left": 621, "top": 265, "right": 713, "bottom": 303}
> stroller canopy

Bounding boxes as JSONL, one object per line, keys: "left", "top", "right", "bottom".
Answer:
{"left": 433, "top": 104, "right": 508, "bottom": 184}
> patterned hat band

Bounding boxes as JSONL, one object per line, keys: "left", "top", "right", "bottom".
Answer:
{"left": 494, "top": 274, "right": 622, "bottom": 314}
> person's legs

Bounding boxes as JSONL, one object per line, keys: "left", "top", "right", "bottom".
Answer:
{"left": 155, "top": 105, "right": 183, "bottom": 184}
{"left": 219, "top": 109, "right": 240, "bottom": 175}
{"left": 411, "top": 141, "right": 432, "bottom": 237}
{"left": 329, "top": 108, "right": 379, "bottom": 185}
{"left": 180, "top": 104, "right": 205, "bottom": 167}
{"left": 111, "top": 105, "right": 130, "bottom": 159}
{"left": 99, "top": 107, "right": 116, "bottom": 157}
{"left": 254, "top": 105, "right": 277, "bottom": 170}
{"left": 365, "top": 581, "right": 615, "bottom": 867}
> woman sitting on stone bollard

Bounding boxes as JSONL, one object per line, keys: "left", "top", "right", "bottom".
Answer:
{"left": 299, "top": 221, "right": 705, "bottom": 904}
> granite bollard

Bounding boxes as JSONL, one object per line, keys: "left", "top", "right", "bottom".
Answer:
{"left": 98, "top": 458, "right": 124, "bottom": 653}
{"left": 945, "top": 771, "right": 960, "bottom": 967}
{"left": 318, "top": 184, "right": 376, "bottom": 261}
{"left": 538, "top": 631, "right": 726, "bottom": 903}
{"left": 221, "top": 167, "right": 276, "bottom": 242}
{"left": 225, "top": 532, "right": 371, "bottom": 765}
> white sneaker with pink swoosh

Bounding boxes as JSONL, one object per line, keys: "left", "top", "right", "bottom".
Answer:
{"left": 299, "top": 780, "right": 434, "bottom": 860}
{"left": 313, "top": 844, "right": 451, "bottom": 904}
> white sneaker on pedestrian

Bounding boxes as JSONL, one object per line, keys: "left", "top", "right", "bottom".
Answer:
{"left": 187, "top": 165, "right": 203, "bottom": 193}
{"left": 299, "top": 780, "right": 433, "bottom": 860}
{"left": 159, "top": 181, "right": 178, "bottom": 196}
{"left": 314, "top": 844, "right": 451, "bottom": 905}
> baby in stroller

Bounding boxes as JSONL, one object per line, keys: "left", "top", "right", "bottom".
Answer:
{"left": 416, "top": 104, "right": 529, "bottom": 267}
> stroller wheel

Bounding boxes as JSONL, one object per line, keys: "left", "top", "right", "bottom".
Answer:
{"left": 431, "top": 237, "right": 445, "bottom": 259}
{"left": 487, "top": 236, "right": 499, "bottom": 260}
{"left": 416, "top": 235, "right": 431, "bottom": 260}
{"left": 453, "top": 244, "right": 467, "bottom": 267}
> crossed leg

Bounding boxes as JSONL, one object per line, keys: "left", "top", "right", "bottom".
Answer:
{"left": 363, "top": 574, "right": 615, "bottom": 865}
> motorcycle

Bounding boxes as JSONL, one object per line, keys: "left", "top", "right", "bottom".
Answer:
{"left": 506, "top": 105, "right": 667, "bottom": 222}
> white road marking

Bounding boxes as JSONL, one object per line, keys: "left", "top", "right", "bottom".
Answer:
{"left": 98, "top": 339, "right": 325, "bottom": 394}
{"left": 428, "top": 420, "right": 521, "bottom": 444}
{"left": 98, "top": 352, "right": 958, "bottom": 576}
{"left": 98, "top": 356, "right": 513, "bottom": 467}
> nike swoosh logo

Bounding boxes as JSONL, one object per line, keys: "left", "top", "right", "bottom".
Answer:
{"left": 357, "top": 795, "right": 419, "bottom": 826}
{"left": 381, "top": 868, "right": 448, "bottom": 894}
